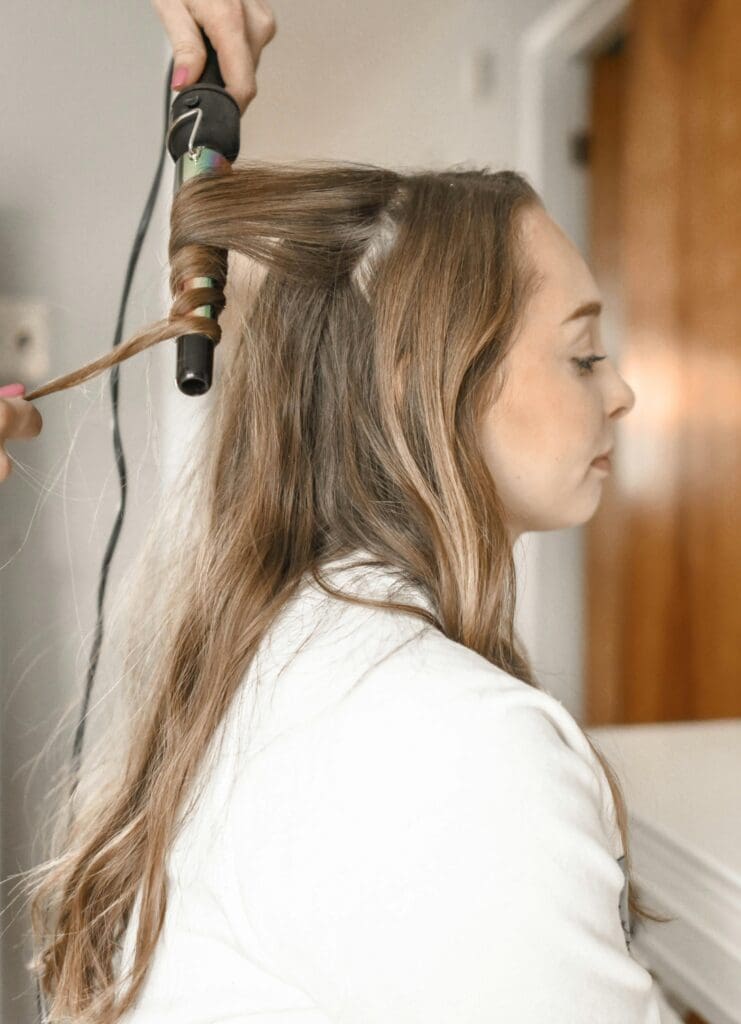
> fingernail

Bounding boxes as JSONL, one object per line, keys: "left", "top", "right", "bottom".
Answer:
{"left": 0, "top": 382, "right": 25, "bottom": 398}
{"left": 171, "top": 66, "right": 189, "bottom": 89}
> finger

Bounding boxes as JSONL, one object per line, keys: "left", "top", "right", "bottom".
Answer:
{"left": 242, "top": 0, "right": 278, "bottom": 72}
{"left": 0, "top": 449, "right": 11, "bottom": 482}
{"left": 188, "top": 0, "right": 258, "bottom": 113}
{"left": 154, "top": 0, "right": 209, "bottom": 85}
{"left": 0, "top": 397, "right": 43, "bottom": 441}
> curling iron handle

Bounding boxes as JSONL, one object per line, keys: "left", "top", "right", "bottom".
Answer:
{"left": 199, "top": 28, "right": 225, "bottom": 88}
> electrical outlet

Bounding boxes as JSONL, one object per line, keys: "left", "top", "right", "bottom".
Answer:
{"left": 0, "top": 297, "right": 51, "bottom": 384}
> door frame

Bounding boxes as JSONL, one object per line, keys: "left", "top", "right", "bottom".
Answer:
{"left": 517, "top": 0, "right": 630, "bottom": 192}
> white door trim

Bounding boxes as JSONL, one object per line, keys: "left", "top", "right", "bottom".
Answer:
{"left": 517, "top": 0, "right": 629, "bottom": 190}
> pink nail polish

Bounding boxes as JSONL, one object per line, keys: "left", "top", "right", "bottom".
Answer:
{"left": 0, "top": 382, "right": 25, "bottom": 398}
{"left": 171, "top": 66, "right": 189, "bottom": 89}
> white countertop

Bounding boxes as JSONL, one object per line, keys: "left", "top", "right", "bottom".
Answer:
{"left": 587, "top": 718, "right": 741, "bottom": 1024}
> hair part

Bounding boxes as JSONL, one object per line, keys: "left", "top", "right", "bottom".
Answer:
{"left": 16, "top": 158, "right": 670, "bottom": 1023}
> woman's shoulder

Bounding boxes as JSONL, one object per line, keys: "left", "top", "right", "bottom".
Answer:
{"left": 306, "top": 614, "right": 624, "bottom": 864}
{"left": 242, "top": 597, "right": 621, "bottom": 856}
{"left": 229, "top": 553, "right": 621, "bottom": 856}
{"left": 243, "top": 561, "right": 614, "bottom": 815}
{"left": 350, "top": 619, "right": 602, "bottom": 773}
{"left": 225, "top": 603, "right": 654, "bottom": 1023}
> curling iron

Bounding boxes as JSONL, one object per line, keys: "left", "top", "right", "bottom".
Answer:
{"left": 166, "top": 27, "right": 241, "bottom": 394}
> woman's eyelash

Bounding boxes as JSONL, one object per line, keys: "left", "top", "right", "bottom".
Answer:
{"left": 573, "top": 355, "right": 607, "bottom": 375}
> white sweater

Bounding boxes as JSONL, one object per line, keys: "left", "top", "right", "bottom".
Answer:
{"left": 116, "top": 550, "right": 680, "bottom": 1023}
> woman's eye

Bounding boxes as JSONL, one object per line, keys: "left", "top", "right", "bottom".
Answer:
{"left": 573, "top": 355, "right": 607, "bottom": 376}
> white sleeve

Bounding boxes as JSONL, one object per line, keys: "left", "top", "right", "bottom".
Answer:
{"left": 233, "top": 690, "right": 665, "bottom": 1024}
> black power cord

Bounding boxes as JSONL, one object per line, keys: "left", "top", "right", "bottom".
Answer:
{"left": 34, "top": 55, "right": 175, "bottom": 1024}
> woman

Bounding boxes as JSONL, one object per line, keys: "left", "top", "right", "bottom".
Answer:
{"left": 3, "top": 2, "right": 682, "bottom": 1022}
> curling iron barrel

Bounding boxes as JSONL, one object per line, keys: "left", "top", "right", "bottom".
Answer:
{"left": 166, "top": 29, "right": 241, "bottom": 395}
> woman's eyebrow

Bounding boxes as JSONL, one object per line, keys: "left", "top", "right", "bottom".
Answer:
{"left": 561, "top": 300, "right": 603, "bottom": 324}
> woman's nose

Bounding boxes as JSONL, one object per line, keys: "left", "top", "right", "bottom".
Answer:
{"left": 610, "top": 371, "right": 636, "bottom": 419}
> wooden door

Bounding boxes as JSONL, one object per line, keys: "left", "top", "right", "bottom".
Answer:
{"left": 584, "top": 0, "right": 741, "bottom": 728}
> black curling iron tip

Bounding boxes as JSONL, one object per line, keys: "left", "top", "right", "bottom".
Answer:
{"left": 176, "top": 333, "right": 215, "bottom": 395}
{"left": 179, "top": 376, "right": 210, "bottom": 397}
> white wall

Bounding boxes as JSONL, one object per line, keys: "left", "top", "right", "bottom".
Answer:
{"left": 0, "top": 4, "right": 172, "bottom": 1015}
{"left": 0, "top": 0, "right": 589, "bottom": 1016}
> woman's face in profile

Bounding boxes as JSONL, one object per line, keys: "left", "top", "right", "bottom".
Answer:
{"left": 479, "top": 204, "right": 636, "bottom": 542}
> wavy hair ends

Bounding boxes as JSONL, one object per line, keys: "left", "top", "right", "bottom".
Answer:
{"left": 18, "top": 158, "right": 670, "bottom": 1024}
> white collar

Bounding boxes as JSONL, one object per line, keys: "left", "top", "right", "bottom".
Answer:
{"left": 312, "top": 547, "right": 436, "bottom": 617}
{"left": 223, "top": 548, "right": 435, "bottom": 761}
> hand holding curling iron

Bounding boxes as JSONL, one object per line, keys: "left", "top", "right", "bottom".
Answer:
{"left": 153, "top": 0, "right": 278, "bottom": 115}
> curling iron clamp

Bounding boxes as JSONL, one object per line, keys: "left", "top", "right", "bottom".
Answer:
{"left": 166, "top": 28, "right": 241, "bottom": 395}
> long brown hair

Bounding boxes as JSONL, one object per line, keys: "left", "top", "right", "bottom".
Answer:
{"left": 17, "top": 158, "right": 670, "bottom": 1023}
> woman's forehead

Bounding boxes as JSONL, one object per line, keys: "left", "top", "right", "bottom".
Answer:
{"left": 520, "top": 207, "right": 600, "bottom": 318}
